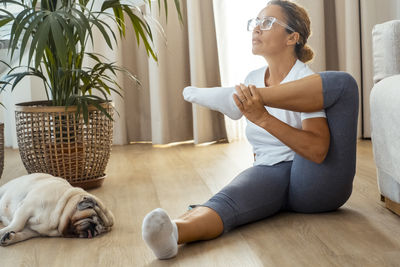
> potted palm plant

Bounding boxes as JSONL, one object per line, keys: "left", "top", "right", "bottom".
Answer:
{"left": 0, "top": 0, "right": 182, "bottom": 188}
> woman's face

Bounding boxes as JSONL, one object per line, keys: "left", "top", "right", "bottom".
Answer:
{"left": 251, "top": 5, "right": 294, "bottom": 57}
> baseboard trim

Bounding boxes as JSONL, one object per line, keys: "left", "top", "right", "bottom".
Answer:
{"left": 383, "top": 196, "right": 400, "bottom": 216}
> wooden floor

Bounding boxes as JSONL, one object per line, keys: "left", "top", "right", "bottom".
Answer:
{"left": 0, "top": 140, "right": 399, "bottom": 266}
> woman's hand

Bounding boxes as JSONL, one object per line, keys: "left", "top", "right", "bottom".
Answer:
{"left": 233, "top": 84, "right": 271, "bottom": 126}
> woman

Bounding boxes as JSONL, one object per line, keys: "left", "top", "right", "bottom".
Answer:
{"left": 142, "top": 1, "right": 358, "bottom": 260}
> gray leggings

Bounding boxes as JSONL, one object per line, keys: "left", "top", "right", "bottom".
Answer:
{"left": 189, "top": 71, "right": 359, "bottom": 233}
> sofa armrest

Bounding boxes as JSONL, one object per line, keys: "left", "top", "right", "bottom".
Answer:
{"left": 370, "top": 75, "right": 400, "bottom": 187}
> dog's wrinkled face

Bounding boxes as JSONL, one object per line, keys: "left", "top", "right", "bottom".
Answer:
{"left": 64, "top": 196, "right": 113, "bottom": 238}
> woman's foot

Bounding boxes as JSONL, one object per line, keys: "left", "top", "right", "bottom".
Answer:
{"left": 142, "top": 208, "right": 179, "bottom": 260}
{"left": 183, "top": 86, "right": 243, "bottom": 120}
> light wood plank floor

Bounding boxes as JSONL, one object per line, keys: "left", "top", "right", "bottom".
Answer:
{"left": 0, "top": 140, "right": 399, "bottom": 267}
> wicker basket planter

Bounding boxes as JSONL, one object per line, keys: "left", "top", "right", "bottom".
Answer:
{"left": 15, "top": 101, "right": 113, "bottom": 189}
{"left": 0, "top": 123, "right": 4, "bottom": 178}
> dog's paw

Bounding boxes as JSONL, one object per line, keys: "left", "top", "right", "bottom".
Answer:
{"left": 0, "top": 231, "right": 16, "bottom": 246}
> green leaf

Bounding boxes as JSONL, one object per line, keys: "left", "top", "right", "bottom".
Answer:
{"left": 173, "top": 0, "right": 183, "bottom": 23}
{"left": 78, "top": 0, "right": 90, "bottom": 7}
{"left": 34, "top": 16, "right": 52, "bottom": 69}
{"left": 9, "top": 8, "right": 35, "bottom": 61}
{"left": 6, "top": 68, "right": 47, "bottom": 92}
{"left": 0, "top": 59, "right": 12, "bottom": 69}
{"left": 49, "top": 15, "right": 67, "bottom": 67}
{"left": 86, "top": 52, "right": 103, "bottom": 63}
{"left": 89, "top": 17, "right": 113, "bottom": 49}
{"left": 163, "top": 0, "right": 168, "bottom": 20}
{"left": 9, "top": 72, "right": 28, "bottom": 92}
{"left": 0, "top": 1, "right": 27, "bottom": 8}
{"left": 96, "top": 79, "right": 111, "bottom": 95}
{"left": 100, "top": 0, "right": 119, "bottom": 12}
{"left": 0, "top": 80, "right": 11, "bottom": 92}
{"left": 32, "top": 0, "right": 38, "bottom": 9}
{"left": 123, "top": 6, "right": 157, "bottom": 61}
{"left": 9, "top": 8, "right": 33, "bottom": 45}
{"left": 41, "top": 0, "right": 58, "bottom": 11}
{"left": 0, "top": 17, "right": 12, "bottom": 27}
{"left": 70, "top": 7, "right": 94, "bottom": 46}
{"left": 19, "top": 12, "right": 47, "bottom": 65}
{"left": 91, "top": 101, "right": 113, "bottom": 121}
{"left": 112, "top": 6, "right": 125, "bottom": 36}
{"left": 0, "top": 8, "right": 15, "bottom": 18}
{"left": 54, "top": 12, "right": 77, "bottom": 52}
{"left": 82, "top": 100, "right": 88, "bottom": 123}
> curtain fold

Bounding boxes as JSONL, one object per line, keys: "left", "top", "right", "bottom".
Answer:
{"left": 186, "top": 0, "right": 227, "bottom": 144}
{"left": 110, "top": 0, "right": 227, "bottom": 145}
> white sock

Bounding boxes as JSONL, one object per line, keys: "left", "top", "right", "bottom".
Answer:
{"left": 183, "top": 86, "right": 243, "bottom": 120}
{"left": 142, "top": 208, "right": 179, "bottom": 260}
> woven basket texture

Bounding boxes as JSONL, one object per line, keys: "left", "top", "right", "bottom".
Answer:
{"left": 15, "top": 101, "right": 113, "bottom": 185}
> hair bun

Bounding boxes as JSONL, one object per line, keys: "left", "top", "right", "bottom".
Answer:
{"left": 298, "top": 44, "right": 314, "bottom": 63}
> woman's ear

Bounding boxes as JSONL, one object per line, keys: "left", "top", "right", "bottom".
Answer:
{"left": 287, "top": 32, "right": 300, "bottom": 46}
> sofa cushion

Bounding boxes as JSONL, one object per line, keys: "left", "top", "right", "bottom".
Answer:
{"left": 372, "top": 20, "right": 400, "bottom": 84}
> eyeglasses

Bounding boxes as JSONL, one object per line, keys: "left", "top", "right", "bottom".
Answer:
{"left": 247, "top": 16, "right": 295, "bottom": 32}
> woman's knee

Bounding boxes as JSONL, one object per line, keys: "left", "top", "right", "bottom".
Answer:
{"left": 319, "top": 71, "right": 358, "bottom": 109}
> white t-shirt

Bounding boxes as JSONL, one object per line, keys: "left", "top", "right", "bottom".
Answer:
{"left": 244, "top": 60, "right": 326, "bottom": 166}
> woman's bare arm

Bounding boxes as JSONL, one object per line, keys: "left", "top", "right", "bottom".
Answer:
{"left": 257, "top": 115, "right": 330, "bottom": 163}
{"left": 234, "top": 83, "right": 330, "bottom": 164}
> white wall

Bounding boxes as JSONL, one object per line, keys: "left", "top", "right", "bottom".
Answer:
{"left": 0, "top": 74, "right": 47, "bottom": 148}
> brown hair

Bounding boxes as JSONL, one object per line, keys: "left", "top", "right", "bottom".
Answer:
{"left": 268, "top": 0, "right": 314, "bottom": 63}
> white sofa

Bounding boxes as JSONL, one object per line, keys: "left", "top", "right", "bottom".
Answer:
{"left": 370, "top": 20, "right": 400, "bottom": 211}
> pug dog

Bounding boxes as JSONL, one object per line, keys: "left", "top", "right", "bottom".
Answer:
{"left": 0, "top": 173, "right": 114, "bottom": 246}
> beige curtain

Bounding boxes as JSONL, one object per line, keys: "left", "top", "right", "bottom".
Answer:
{"left": 110, "top": 0, "right": 226, "bottom": 145}
{"left": 297, "top": 0, "right": 400, "bottom": 138}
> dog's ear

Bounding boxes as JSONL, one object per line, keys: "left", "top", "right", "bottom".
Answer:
{"left": 77, "top": 196, "right": 97, "bottom": 211}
